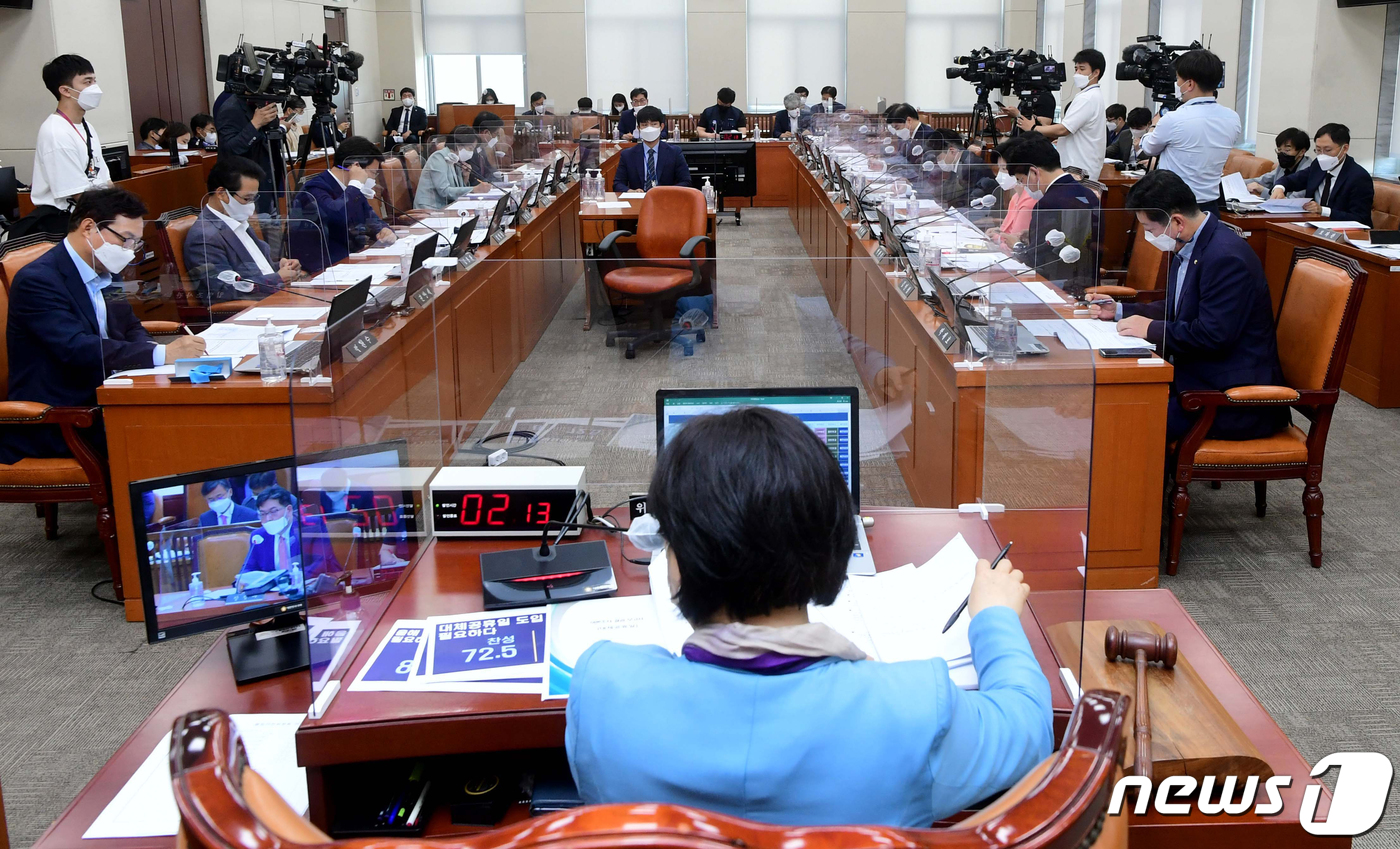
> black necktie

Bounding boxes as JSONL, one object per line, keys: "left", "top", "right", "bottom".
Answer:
{"left": 646, "top": 148, "right": 657, "bottom": 188}
{"left": 1320, "top": 172, "right": 1333, "bottom": 207}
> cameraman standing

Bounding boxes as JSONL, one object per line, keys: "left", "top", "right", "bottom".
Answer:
{"left": 1015, "top": 49, "right": 1107, "bottom": 181}
{"left": 1138, "top": 49, "right": 1238, "bottom": 216}
{"left": 215, "top": 94, "right": 286, "bottom": 216}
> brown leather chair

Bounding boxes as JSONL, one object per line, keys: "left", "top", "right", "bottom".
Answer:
{"left": 0, "top": 235, "right": 57, "bottom": 293}
{"left": 0, "top": 281, "right": 124, "bottom": 595}
{"left": 171, "top": 691, "right": 1130, "bottom": 849}
{"left": 1166, "top": 246, "right": 1367, "bottom": 574}
{"left": 198, "top": 529, "right": 253, "bottom": 590}
{"left": 1223, "top": 148, "right": 1275, "bottom": 180}
{"left": 1371, "top": 179, "right": 1400, "bottom": 230}
{"left": 157, "top": 207, "right": 259, "bottom": 321}
{"left": 324, "top": 516, "right": 359, "bottom": 572}
{"left": 401, "top": 146, "right": 424, "bottom": 193}
{"left": 1086, "top": 224, "right": 1170, "bottom": 303}
{"left": 598, "top": 186, "right": 713, "bottom": 358}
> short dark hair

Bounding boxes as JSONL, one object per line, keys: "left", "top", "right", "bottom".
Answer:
{"left": 201, "top": 479, "right": 233, "bottom": 497}
{"left": 636, "top": 105, "right": 665, "bottom": 126}
{"left": 1006, "top": 134, "right": 1061, "bottom": 171}
{"left": 1126, "top": 107, "right": 1152, "bottom": 129}
{"left": 68, "top": 188, "right": 147, "bottom": 232}
{"left": 821, "top": 86, "right": 837, "bottom": 98}
{"left": 887, "top": 102, "right": 919, "bottom": 123}
{"left": 1175, "top": 49, "right": 1224, "bottom": 94}
{"left": 1106, "top": 103, "right": 1127, "bottom": 121}
{"left": 576, "top": 96, "right": 593, "bottom": 110}
{"left": 42, "top": 54, "right": 94, "bottom": 99}
{"left": 1276, "top": 127, "right": 1310, "bottom": 151}
{"left": 449, "top": 124, "right": 477, "bottom": 146}
{"left": 207, "top": 155, "right": 266, "bottom": 194}
{"left": 1125, "top": 168, "right": 1201, "bottom": 224}
{"left": 162, "top": 122, "right": 190, "bottom": 150}
{"left": 1073, "top": 48, "right": 1106, "bottom": 79}
{"left": 284, "top": 95, "right": 306, "bottom": 111}
{"left": 190, "top": 113, "right": 214, "bottom": 133}
{"left": 400, "top": 87, "right": 415, "bottom": 97}
{"left": 995, "top": 137, "right": 1031, "bottom": 177}
{"left": 795, "top": 86, "right": 809, "bottom": 96}
{"left": 931, "top": 127, "right": 965, "bottom": 150}
{"left": 530, "top": 90, "right": 546, "bottom": 104}
{"left": 255, "top": 486, "right": 296, "bottom": 510}
{"left": 630, "top": 87, "right": 648, "bottom": 99}
{"left": 716, "top": 87, "right": 736, "bottom": 105}
{"left": 652, "top": 407, "right": 855, "bottom": 624}
{"left": 248, "top": 471, "right": 278, "bottom": 490}
{"left": 1315, "top": 122, "right": 1350, "bottom": 147}
{"left": 472, "top": 111, "right": 504, "bottom": 132}
{"left": 333, "top": 136, "right": 386, "bottom": 168}
{"left": 140, "top": 117, "right": 168, "bottom": 140}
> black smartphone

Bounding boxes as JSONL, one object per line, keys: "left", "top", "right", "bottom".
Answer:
{"left": 1099, "top": 347, "right": 1147, "bottom": 358}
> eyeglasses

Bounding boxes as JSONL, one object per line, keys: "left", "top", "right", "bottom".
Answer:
{"left": 230, "top": 191, "right": 258, "bottom": 205}
{"left": 101, "top": 224, "right": 144, "bottom": 253}
{"left": 258, "top": 505, "right": 289, "bottom": 520}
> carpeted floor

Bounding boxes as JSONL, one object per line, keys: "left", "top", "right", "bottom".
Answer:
{"left": 2, "top": 208, "right": 1397, "bottom": 846}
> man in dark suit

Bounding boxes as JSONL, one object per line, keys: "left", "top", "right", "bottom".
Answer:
{"left": 198, "top": 478, "right": 259, "bottom": 527}
{"left": 613, "top": 106, "right": 692, "bottom": 192}
{"left": 772, "top": 93, "right": 810, "bottom": 138}
{"left": 184, "top": 156, "right": 301, "bottom": 302}
{"left": 697, "top": 88, "right": 747, "bottom": 138}
{"left": 215, "top": 93, "right": 285, "bottom": 216}
{"left": 0, "top": 189, "right": 206, "bottom": 464}
{"left": 240, "top": 486, "right": 341, "bottom": 579}
{"left": 382, "top": 87, "right": 428, "bottom": 149}
{"left": 1006, "top": 135, "right": 1100, "bottom": 296}
{"left": 811, "top": 86, "right": 844, "bottom": 114}
{"left": 1096, "top": 170, "right": 1289, "bottom": 441}
{"left": 289, "top": 136, "right": 396, "bottom": 273}
{"left": 1272, "top": 122, "right": 1374, "bottom": 228}
{"left": 886, "top": 103, "right": 936, "bottom": 162}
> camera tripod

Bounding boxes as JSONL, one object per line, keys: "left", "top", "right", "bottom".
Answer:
{"left": 969, "top": 88, "right": 1004, "bottom": 148}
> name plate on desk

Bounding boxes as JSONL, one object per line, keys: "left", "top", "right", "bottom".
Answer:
{"left": 857, "top": 223, "right": 873, "bottom": 241}
{"left": 933, "top": 322, "right": 959, "bottom": 353}
{"left": 872, "top": 244, "right": 889, "bottom": 262}
{"left": 412, "top": 286, "right": 435, "bottom": 308}
{"left": 341, "top": 331, "right": 379, "bottom": 363}
{"left": 516, "top": 207, "right": 534, "bottom": 225}
{"left": 894, "top": 275, "right": 920, "bottom": 301}
{"left": 491, "top": 228, "right": 512, "bottom": 246}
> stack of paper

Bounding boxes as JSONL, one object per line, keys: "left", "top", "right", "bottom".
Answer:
{"left": 1260, "top": 198, "right": 1309, "bottom": 213}
{"left": 1221, "top": 172, "right": 1264, "bottom": 205}
{"left": 1309, "top": 220, "right": 1371, "bottom": 231}
{"left": 197, "top": 323, "right": 297, "bottom": 359}
{"left": 296, "top": 263, "right": 400, "bottom": 288}
{"left": 347, "top": 613, "right": 547, "bottom": 695}
{"left": 354, "top": 232, "right": 435, "bottom": 258}
{"left": 233, "top": 307, "right": 329, "bottom": 322}
{"left": 1059, "top": 318, "right": 1155, "bottom": 350}
{"left": 544, "top": 595, "right": 668, "bottom": 699}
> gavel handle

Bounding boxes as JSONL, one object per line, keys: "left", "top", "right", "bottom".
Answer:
{"left": 1134, "top": 648, "right": 1152, "bottom": 778}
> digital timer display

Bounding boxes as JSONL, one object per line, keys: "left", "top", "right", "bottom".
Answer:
{"left": 431, "top": 488, "right": 582, "bottom": 536}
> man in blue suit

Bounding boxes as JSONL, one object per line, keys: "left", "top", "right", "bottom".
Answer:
{"left": 615, "top": 88, "right": 669, "bottom": 140}
{"left": 289, "top": 136, "right": 396, "bottom": 273}
{"left": 1272, "top": 123, "right": 1374, "bottom": 229}
{"left": 0, "top": 189, "right": 206, "bottom": 465}
{"left": 887, "top": 103, "right": 936, "bottom": 162}
{"left": 1097, "top": 169, "right": 1289, "bottom": 441}
{"left": 1006, "top": 135, "right": 1100, "bottom": 296}
{"left": 240, "top": 486, "right": 342, "bottom": 579}
{"left": 184, "top": 157, "right": 302, "bottom": 302}
{"left": 612, "top": 106, "right": 692, "bottom": 193}
{"left": 198, "top": 478, "right": 259, "bottom": 527}
{"left": 772, "top": 93, "right": 810, "bottom": 139}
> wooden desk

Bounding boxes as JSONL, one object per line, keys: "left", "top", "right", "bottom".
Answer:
{"left": 1097, "top": 166, "right": 1142, "bottom": 271}
{"left": 31, "top": 509, "right": 1335, "bottom": 849}
{"left": 792, "top": 150, "right": 1173, "bottom": 586}
{"left": 1218, "top": 210, "right": 1321, "bottom": 263}
{"left": 1261, "top": 221, "right": 1400, "bottom": 407}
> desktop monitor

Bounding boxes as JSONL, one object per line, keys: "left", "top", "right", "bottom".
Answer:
{"left": 0, "top": 166, "right": 18, "bottom": 221}
{"left": 102, "top": 144, "right": 131, "bottom": 181}
{"left": 449, "top": 214, "right": 480, "bottom": 258}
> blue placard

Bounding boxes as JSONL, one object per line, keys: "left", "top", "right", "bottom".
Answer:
{"left": 430, "top": 612, "right": 545, "bottom": 677}
{"left": 360, "top": 624, "right": 427, "bottom": 683}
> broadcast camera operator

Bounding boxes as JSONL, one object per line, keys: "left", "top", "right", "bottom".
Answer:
{"left": 1137, "top": 48, "right": 1238, "bottom": 216}
{"left": 1014, "top": 48, "right": 1106, "bottom": 180}
{"left": 214, "top": 94, "right": 285, "bottom": 216}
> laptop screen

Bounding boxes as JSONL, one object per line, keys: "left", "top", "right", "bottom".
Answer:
{"left": 655, "top": 388, "right": 859, "bottom": 502}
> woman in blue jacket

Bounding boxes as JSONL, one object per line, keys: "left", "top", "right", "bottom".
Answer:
{"left": 565, "top": 407, "right": 1053, "bottom": 827}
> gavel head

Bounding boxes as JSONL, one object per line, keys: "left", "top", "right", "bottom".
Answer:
{"left": 1104, "top": 625, "right": 1178, "bottom": 668}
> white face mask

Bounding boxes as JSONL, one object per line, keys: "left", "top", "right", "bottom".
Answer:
{"left": 798, "top": 96, "right": 807, "bottom": 106}
{"left": 1028, "top": 189, "right": 1044, "bottom": 201}
{"left": 443, "top": 149, "right": 460, "bottom": 164}
{"left": 180, "top": 141, "right": 190, "bottom": 150}
{"left": 206, "top": 131, "right": 218, "bottom": 144}
{"left": 1315, "top": 153, "right": 1341, "bottom": 172}
{"left": 639, "top": 126, "right": 662, "bottom": 143}
{"left": 207, "top": 497, "right": 232, "bottom": 515}
{"left": 402, "top": 97, "right": 415, "bottom": 108}
{"left": 1173, "top": 82, "right": 1185, "bottom": 102}
{"left": 894, "top": 126, "right": 911, "bottom": 140}
{"left": 1145, "top": 221, "right": 1181, "bottom": 252}
{"left": 262, "top": 516, "right": 289, "bottom": 536}
{"left": 1130, "top": 127, "right": 1146, "bottom": 140}
{"left": 787, "top": 109, "right": 801, "bottom": 119}
{"left": 87, "top": 229, "right": 135, "bottom": 275}
{"left": 995, "top": 171, "right": 1018, "bottom": 191}
{"left": 73, "top": 82, "right": 102, "bottom": 111}
{"left": 1073, "top": 73, "right": 1090, "bottom": 90}
{"left": 823, "top": 98, "right": 833, "bottom": 109}
{"left": 626, "top": 513, "right": 666, "bottom": 553}
{"left": 937, "top": 160, "right": 955, "bottom": 173}
{"left": 485, "top": 136, "right": 498, "bottom": 149}
{"left": 224, "top": 192, "right": 256, "bottom": 223}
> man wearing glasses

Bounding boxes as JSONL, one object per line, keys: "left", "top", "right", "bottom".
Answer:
{"left": 184, "top": 156, "right": 303, "bottom": 303}
{"left": 0, "top": 188, "right": 206, "bottom": 464}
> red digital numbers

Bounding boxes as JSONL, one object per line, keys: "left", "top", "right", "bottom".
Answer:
{"left": 486, "top": 494, "right": 510, "bottom": 525}
{"left": 459, "top": 493, "right": 483, "bottom": 525}
{"left": 535, "top": 501, "right": 551, "bottom": 525}
{"left": 525, "top": 501, "right": 552, "bottom": 525}
{"left": 372, "top": 494, "right": 396, "bottom": 526}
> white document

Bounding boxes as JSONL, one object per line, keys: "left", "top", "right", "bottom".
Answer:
{"left": 545, "top": 594, "right": 668, "bottom": 699}
{"left": 1259, "top": 198, "right": 1309, "bottom": 213}
{"left": 618, "top": 192, "right": 646, "bottom": 199}
{"left": 1062, "top": 318, "right": 1155, "bottom": 349}
{"left": 808, "top": 576, "right": 881, "bottom": 660}
{"left": 407, "top": 217, "right": 469, "bottom": 232}
{"left": 233, "top": 307, "right": 329, "bottom": 322}
{"left": 82, "top": 714, "right": 306, "bottom": 839}
{"left": 355, "top": 232, "right": 434, "bottom": 257}
{"left": 199, "top": 324, "right": 297, "bottom": 360}
{"left": 110, "top": 365, "right": 177, "bottom": 378}
{"left": 1020, "top": 280, "right": 1066, "bottom": 305}
{"left": 297, "top": 264, "right": 399, "bottom": 288}
{"left": 1310, "top": 220, "right": 1371, "bottom": 230}
{"left": 1221, "top": 172, "right": 1264, "bottom": 204}
{"left": 422, "top": 609, "right": 550, "bottom": 683}
{"left": 591, "top": 201, "right": 632, "bottom": 209}
{"left": 1020, "top": 319, "right": 1070, "bottom": 338}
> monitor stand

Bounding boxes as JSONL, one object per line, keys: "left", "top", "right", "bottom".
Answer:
{"left": 226, "top": 612, "right": 310, "bottom": 685}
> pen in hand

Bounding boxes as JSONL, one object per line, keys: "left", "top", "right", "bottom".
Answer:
{"left": 942, "top": 540, "right": 1013, "bottom": 633}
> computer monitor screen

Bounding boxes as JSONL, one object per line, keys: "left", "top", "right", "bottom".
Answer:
{"left": 655, "top": 388, "right": 859, "bottom": 502}
{"left": 132, "top": 440, "right": 416, "bottom": 643}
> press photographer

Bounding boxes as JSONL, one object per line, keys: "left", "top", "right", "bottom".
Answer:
{"left": 1014, "top": 48, "right": 1106, "bottom": 181}
{"left": 213, "top": 38, "right": 364, "bottom": 215}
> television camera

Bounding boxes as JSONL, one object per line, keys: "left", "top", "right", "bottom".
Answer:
{"left": 1116, "top": 35, "right": 1215, "bottom": 109}
{"left": 947, "top": 47, "right": 1065, "bottom": 143}
{"left": 217, "top": 36, "right": 364, "bottom": 140}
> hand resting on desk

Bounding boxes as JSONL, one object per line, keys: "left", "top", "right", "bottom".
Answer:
{"left": 968, "top": 557, "right": 1030, "bottom": 618}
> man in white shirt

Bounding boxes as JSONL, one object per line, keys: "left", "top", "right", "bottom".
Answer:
{"left": 1138, "top": 49, "right": 1240, "bottom": 216}
{"left": 14, "top": 54, "right": 112, "bottom": 239}
{"left": 1016, "top": 49, "right": 1107, "bottom": 181}
{"left": 183, "top": 157, "right": 301, "bottom": 303}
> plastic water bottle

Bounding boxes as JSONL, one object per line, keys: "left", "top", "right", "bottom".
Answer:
{"left": 398, "top": 241, "right": 413, "bottom": 280}
{"left": 258, "top": 319, "right": 287, "bottom": 383}
{"left": 990, "top": 308, "right": 1019, "bottom": 365}
{"left": 702, "top": 177, "right": 716, "bottom": 213}
{"left": 612, "top": 121, "right": 620, "bottom": 141}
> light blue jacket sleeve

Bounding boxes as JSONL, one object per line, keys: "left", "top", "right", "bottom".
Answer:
{"left": 415, "top": 153, "right": 473, "bottom": 209}
{"left": 926, "top": 605, "right": 1054, "bottom": 813}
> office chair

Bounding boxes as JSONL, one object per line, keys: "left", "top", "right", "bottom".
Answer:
{"left": 597, "top": 187, "right": 713, "bottom": 358}
{"left": 1166, "top": 246, "right": 1366, "bottom": 574}
{"left": 1084, "top": 225, "right": 1170, "bottom": 304}
{"left": 170, "top": 692, "right": 1130, "bottom": 849}
{"left": 156, "top": 208, "right": 260, "bottom": 323}
{"left": 197, "top": 529, "right": 254, "bottom": 590}
{"left": 0, "top": 234, "right": 58, "bottom": 293}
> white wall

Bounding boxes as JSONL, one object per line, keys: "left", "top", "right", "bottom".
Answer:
{"left": 0, "top": 0, "right": 133, "bottom": 184}
{"left": 524, "top": 0, "right": 588, "bottom": 112}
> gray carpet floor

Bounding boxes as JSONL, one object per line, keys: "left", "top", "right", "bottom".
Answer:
{"left": 2, "top": 208, "right": 1397, "bottom": 846}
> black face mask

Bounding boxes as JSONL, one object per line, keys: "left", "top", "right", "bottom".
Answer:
{"left": 1277, "top": 151, "right": 1298, "bottom": 170}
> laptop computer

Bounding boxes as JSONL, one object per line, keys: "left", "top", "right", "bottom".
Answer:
{"left": 448, "top": 214, "right": 481, "bottom": 259}
{"left": 928, "top": 271, "right": 1049, "bottom": 356}
{"left": 474, "top": 193, "right": 513, "bottom": 245}
{"left": 236, "top": 276, "right": 373, "bottom": 374}
{"left": 373, "top": 233, "right": 439, "bottom": 306}
{"left": 655, "top": 387, "right": 875, "bottom": 576}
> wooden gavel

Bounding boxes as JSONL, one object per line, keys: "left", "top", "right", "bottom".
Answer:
{"left": 1105, "top": 626, "right": 1178, "bottom": 778}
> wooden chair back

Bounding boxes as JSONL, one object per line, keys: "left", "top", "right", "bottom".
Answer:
{"left": 1125, "top": 225, "right": 1169, "bottom": 293}
{"left": 401, "top": 146, "right": 424, "bottom": 192}
{"left": 156, "top": 207, "right": 202, "bottom": 302}
{"left": 1371, "top": 179, "right": 1400, "bottom": 229}
{"left": 171, "top": 692, "right": 1129, "bottom": 849}
{"left": 0, "top": 236, "right": 56, "bottom": 294}
{"left": 324, "top": 516, "right": 358, "bottom": 572}
{"left": 379, "top": 157, "right": 413, "bottom": 222}
{"left": 637, "top": 187, "right": 708, "bottom": 260}
{"left": 198, "top": 529, "right": 252, "bottom": 590}
{"left": 1223, "top": 148, "right": 1275, "bottom": 180}
{"left": 1275, "top": 247, "right": 1368, "bottom": 393}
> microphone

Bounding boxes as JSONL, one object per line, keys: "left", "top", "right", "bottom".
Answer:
{"left": 946, "top": 240, "right": 1083, "bottom": 320}
{"left": 215, "top": 270, "right": 333, "bottom": 304}
{"left": 376, "top": 195, "right": 461, "bottom": 246}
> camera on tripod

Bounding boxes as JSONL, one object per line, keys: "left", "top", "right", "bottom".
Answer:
{"left": 1115, "top": 35, "right": 1213, "bottom": 109}
{"left": 217, "top": 37, "right": 364, "bottom": 137}
{"left": 947, "top": 47, "right": 1065, "bottom": 142}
